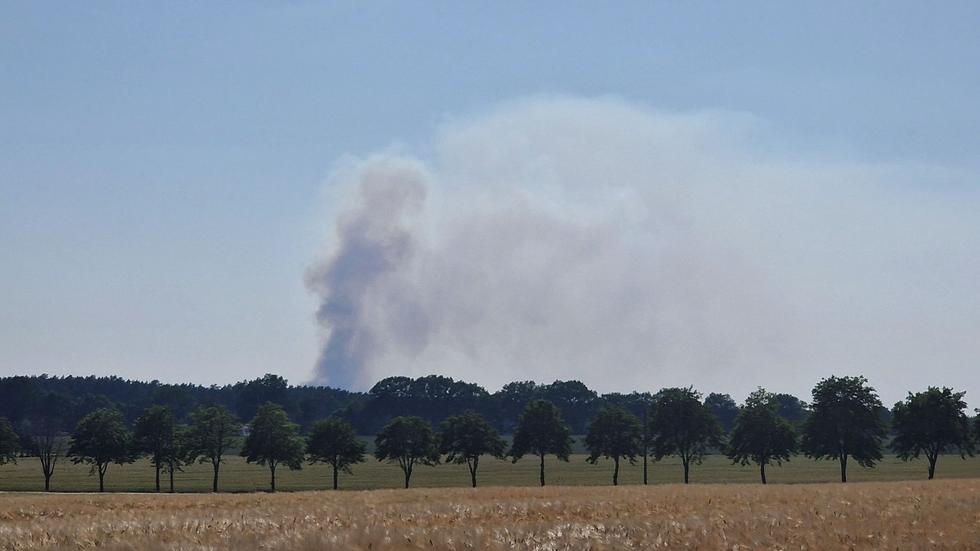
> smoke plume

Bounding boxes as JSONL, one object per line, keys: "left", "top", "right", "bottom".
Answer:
{"left": 307, "top": 97, "right": 980, "bottom": 403}
{"left": 305, "top": 157, "right": 428, "bottom": 389}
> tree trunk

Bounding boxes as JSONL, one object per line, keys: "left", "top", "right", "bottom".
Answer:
{"left": 839, "top": 455, "right": 847, "bottom": 483}
{"left": 154, "top": 462, "right": 161, "bottom": 493}
{"left": 332, "top": 463, "right": 339, "bottom": 490}
{"left": 642, "top": 408, "right": 649, "bottom": 486}
{"left": 470, "top": 457, "right": 479, "bottom": 488}
{"left": 539, "top": 453, "right": 546, "bottom": 487}
{"left": 682, "top": 457, "right": 690, "bottom": 484}
{"left": 98, "top": 464, "right": 106, "bottom": 492}
{"left": 169, "top": 463, "right": 175, "bottom": 493}
{"left": 269, "top": 463, "right": 277, "bottom": 492}
{"left": 403, "top": 468, "right": 411, "bottom": 489}
{"left": 760, "top": 462, "right": 767, "bottom": 484}
{"left": 212, "top": 462, "right": 220, "bottom": 492}
{"left": 39, "top": 444, "right": 57, "bottom": 492}
{"left": 613, "top": 456, "right": 620, "bottom": 486}
{"left": 643, "top": 450, "right": 648, "bottom": 485}
{"left": 927, "top": 454, "right": 937, "bottom": 480}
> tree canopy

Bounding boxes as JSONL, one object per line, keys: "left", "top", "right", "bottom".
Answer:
{"left": 18, "top": 391, "right": 69, "bottom": 491}
{"left": 6, "top": 371, "right": 977, "bottom": 493}
{"left": 726, "top": 388, "right": 798, "bottom": 483}
{"left": 185, "top": 404, "right": 241, "bottom": 492}
{"left": 704, "top": 393, "right": 740, "bottom": 433}
{"left": 801, "top": 375, "right": 887, "bottom": 483}
{"left": 648, "top": 387, "right": 723, "bottom": 484}
{"left": 307, "top": 417, "right": 366, "bottom": 490}
{"left": 67, "top": 407, "right": 133, "bottom": 492}
{"left": 585, "top": 406, "right": 643, "bottom": 485}
{"left": 0, "top": 374, "right": 818, "bottom": 439}
{"left": 236, "top": 374, "right": 291, "bottom": 421}
{"left": 891, "top": 387, "right": 974, "bottom": 479}
{"left": 133, "top": 405, "right": 179, "bottom": 492}
{"left": 439, "top": 410, "right": 507, "bottom": 487}
{"left": 509, "top": 400, "right": 573, "bottom": 486}
{"left": 493, "top": 381, "right": 539, "bottom": 431}
{"left": 241, "top": 402, "right": 305, "bottom": 492}
{"left": 374, "top": 416, "right": 440, "bottom": 488}
{"left": 773, "top": 393, "right": 810, "bottom": 425}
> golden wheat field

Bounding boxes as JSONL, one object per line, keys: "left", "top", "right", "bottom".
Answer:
{"left": 1, "top": 479, "right": 978, "bottom": 550}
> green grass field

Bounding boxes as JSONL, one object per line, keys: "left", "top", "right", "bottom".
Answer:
{"left": 1, "top": 453, "right": 978, "bottom": 493}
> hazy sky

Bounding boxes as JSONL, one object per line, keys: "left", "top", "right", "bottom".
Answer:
{"left": 2, "top": 2, "right": 978, "bottom": 406}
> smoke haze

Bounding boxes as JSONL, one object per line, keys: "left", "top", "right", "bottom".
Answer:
{"left": 307, "top": 97, "right": 980, "bottom": 404}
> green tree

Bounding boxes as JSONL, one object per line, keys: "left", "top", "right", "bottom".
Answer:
{"left": 240, "top": 402, "right": 305, "bottom": 492}
{"left": 374, "top": 416, "right": 439, "bottom": 488}
{"left": 773, "top": 393, "right": 810, "bottom": 425}
{"left": 975, "top": 411, "right": 980, "bottom": 443}
{"left": 494, "top": 381, "right": 539, "bottom": 431}
{"left": 67, "top": 408, "right": 134, "bottom": 492}
{"left": 439, "top": 410, "right": 507, "bottom": 487}
{"left": 598, "top": 392, "right": 655, "bottom": 484}
{"left": 801, "top": 375, "right": 887, "bottom": 483}
{"left": 164, "top": 425, "right": 189, "bottom": 493}
{"left": 585, "top": 406, "right": 643, "bottom": 485}
{"left": 307, "top": 417, "right": 366, "bottom": 490}
{"left": 538, "top": 380, "right": 598, "bottom": 433}
{"left": 133, "top": 405, "right": 178, "bottom": 493}
{"left": 891, "top": 387, "right": 975, "bottom": 479}
{"left": 185, "top": 405, "right": 241, "bottom": 492}
{"left": 22, "top": 392, "right": 69, "bottom": 491}
{"left": 727, "top": 388, "right": 798, "bottom": 484}
{"left": 0, "top": 417, "right": 20, "bottom": 466}
{"left": 237, "top": 374, "right": 291, "bottom": 420}
{"left": 704, "top": 393, "right": 740, "bottom": 433}
{"left": 648, "top": 387, "right": 723, "bottom": 484}
{"left": 509, "top": 400, "right": 573, "bottom": 486}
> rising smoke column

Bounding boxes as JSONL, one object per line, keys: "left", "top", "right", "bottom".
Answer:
{"left": 306, "top": 97, "right": 980, "bottom": 402}
{"left": 306, "top": 157, "right": 428, "bottom": 388}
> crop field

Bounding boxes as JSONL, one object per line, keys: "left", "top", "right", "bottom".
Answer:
{"left": 1, "top": 454, "right": 979, "bottom": 493}
{"left": 1, "top": 479, "right": 978, "bottom": 550}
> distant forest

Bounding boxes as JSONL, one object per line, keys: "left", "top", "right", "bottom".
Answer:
{"left": 1, "top": 373, "right": 815, "bottom": 435}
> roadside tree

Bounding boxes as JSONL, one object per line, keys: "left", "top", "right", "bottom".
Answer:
{"left": 241, "top": 402, "right": 305, "bottom": 492}
{"left": 67, "top": 408, "right": 133, "bottom": 492}
{"left": 648, "top": 387, "right": 723, "bottom": 484}
{"left": 891, "top": 387, "right": 974, "bottom": 479}
{"left": 439, "top": 410, "right": 507, "bottom": 487}
{"left": 133, "top": 405, "right": 179, "bottom": 492}
{"left": 727, "top": 388, "right": 798, "bottom": 483}
{"left": 801, "top": 376, "right": 887, "bottom": 483}
{"left": 185, "top": 405, "right": 241, "bottom": 492}
{"left": 509, "top": 400, "right": 574, "bottom": 486}
{"left": 374, "top": 416, "right": 439, "bottom": 488}
{"left": 585, "top": 406, "right": 643, "bottom": 485}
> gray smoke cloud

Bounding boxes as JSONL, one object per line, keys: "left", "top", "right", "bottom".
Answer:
{"left": 307, "top": 97, "right": 980, "bottom": 405}
{"left": 305, "top": 157, "right": 428, "bottom": 388}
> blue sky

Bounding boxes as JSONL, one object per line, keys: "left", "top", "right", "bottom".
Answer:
{"left": 2, "top": 2, "right": 978, "bottom": 403}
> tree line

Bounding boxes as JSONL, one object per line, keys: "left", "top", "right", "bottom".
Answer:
{"left": 0, "top": 375, "right": 976, "bottom": 492}
{"left": 0, "top": 373, "right": 809, "bottom": 437}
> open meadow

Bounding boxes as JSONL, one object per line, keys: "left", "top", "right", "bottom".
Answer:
{"left": 2, "top": 454, "right": 979, "bottom": 492}
{"left": 3, "top": 454, "right": 980, "bottom": 493}
{"left": 1, "top": 479, "right": 978, "bottom": 550}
